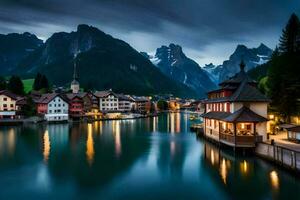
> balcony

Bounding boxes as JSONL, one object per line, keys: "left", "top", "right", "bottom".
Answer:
{"left": 220, "top": 133, "right": 262, "bottom": 147}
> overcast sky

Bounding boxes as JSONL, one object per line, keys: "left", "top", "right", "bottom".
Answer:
{"left": 0, "top": 0, "right": 299, "bottom": 65}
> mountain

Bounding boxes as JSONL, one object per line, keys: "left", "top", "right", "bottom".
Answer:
{"left": 13, "top": 25, "right": 196, "bottom": 97}
{"left": 149, "top": 44, "right": 216, "bottom": 97}
{"left": 204, "top": 43, "right": 273, "bottom": 83}
{"left": 0, "top": 32, "right": 43, "bottom": 75}
{"left": 202, "top": 63, "right": 222, "bottom": 84}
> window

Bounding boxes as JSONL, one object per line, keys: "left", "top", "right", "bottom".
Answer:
{"left": 3, "top": 98, "right": 7, "bottom": 101}
{"left": 3, "top": 104, "right": 7, "bottom": 107}
{"left": 10, "top": 104, "right": 13, "bottom": 108}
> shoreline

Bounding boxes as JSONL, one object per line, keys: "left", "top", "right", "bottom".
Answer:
{"left": 191, "top": 126, "right": 300, "bottom": 175}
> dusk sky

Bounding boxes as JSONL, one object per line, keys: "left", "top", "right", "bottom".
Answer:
{"left": 0, "top": 0, "right": 299, "bottom": 65}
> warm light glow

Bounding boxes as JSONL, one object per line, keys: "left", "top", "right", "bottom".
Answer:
{"left": 223, "top": 122, "right": 226, "bottom": 130}
{"left": 211, "top": 149, "right": 215, "bottom": 165}
{"left": 270, "top": 170, "right": 279, "bottom": 190}
{"left": 220, "top": 158, "right": 227, "bottom": 185}
{"left": 269, "top": 114, "right": 275, "bottom": 120}
{"left": 7, "top": 129, "right": 16, "bottom": 155}
{"left": 43, "top": 130, "right": 50, "bottom": 163}
{"left": 240, "top": 160, "right": 248, "bottom": 175}
{"left": 241, "top": 123, "right": 245, "bottom": 129}
{"left": 170, "top": 113, "right": 175, "bottom": 133}
{"left": 170, "top": 141, "right": 176, "bottom": 157}
{"left": 153, "top": 117, "right": 157, "bottom": 132}
{"left": 86, "top": 124, "right": 94, "bottom": 166}
{"left": 175, "top": 112, "right": 180, "bottom": 133}
{"left": 113, "top": 121, "right": 122, "bottom": 157}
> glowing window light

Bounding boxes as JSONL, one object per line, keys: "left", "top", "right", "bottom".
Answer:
{"left": 241, "top": 123, "right": 245, "bottom": 129}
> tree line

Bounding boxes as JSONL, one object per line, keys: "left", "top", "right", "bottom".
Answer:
{"left": 265, "top": 13, "right": 300, "bottom": 122}
{"left": 0, "top": 73, "right": 50, "bottom": 95}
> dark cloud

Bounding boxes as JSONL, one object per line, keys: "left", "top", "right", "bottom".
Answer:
{"left": 0, "top": 0, "right": 299, "bottom": 64}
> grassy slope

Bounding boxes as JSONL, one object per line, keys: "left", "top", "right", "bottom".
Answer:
{"left": 22, "top": 79, "right": 34, "bottom": 93}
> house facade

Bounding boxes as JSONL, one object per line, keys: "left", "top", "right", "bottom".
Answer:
{"left": 65, "top": 93, "right": 84, "bottom": 118}
{"left": 94, "top": 90, "right": 119, "bottom": 112}
{"left": 36, "top": 93, "right": 69, "bottom": 122}
{"left": 0, "top": 90, "right": 19, "bottom": 119}
{"left": 201, "top": 62, "right": 270, "bottom": 148}
{"left": 132, "top": 96, "right": 151, "bottom": 114}
{"left": 117, "top": 94, "right": 134, "bottom": 112}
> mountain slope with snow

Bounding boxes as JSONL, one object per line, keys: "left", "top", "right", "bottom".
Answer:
{"left": 149, "top": 44, "right": 216, "bottom": 97}
{"left": 203, "top": 43, "right": 273, "bottom": 83}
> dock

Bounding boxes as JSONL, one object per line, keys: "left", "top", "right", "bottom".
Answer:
{"left": 256, "top": 142, "right": 300, "bottom": 173}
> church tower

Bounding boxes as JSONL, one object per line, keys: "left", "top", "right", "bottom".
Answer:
{"left": 71, "top": 58, "right": 80, "bottom": 93}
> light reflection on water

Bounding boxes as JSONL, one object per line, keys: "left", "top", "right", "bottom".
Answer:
{"left": 0, "top": 113, "right": 299, "bottom": 199}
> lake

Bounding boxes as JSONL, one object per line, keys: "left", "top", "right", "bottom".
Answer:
{"left": 0, "top": 112, "right": 299, "bottom": 199}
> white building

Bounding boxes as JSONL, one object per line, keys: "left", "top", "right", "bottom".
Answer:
{"left": 36, "top": 94, "right": 69, "bottom": 122}
{"left": 202, "top": 62, "right": 270, "bottom": 148}
{"left": 117, "top": 94, "right": 134, "bottom": 112}
{"left": 94, "top": 90, "right": 119, "bottom": 112}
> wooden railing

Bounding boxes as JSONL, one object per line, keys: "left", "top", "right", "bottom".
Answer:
{"left": 220, "top": 133, "right": 257, "bottom": 146}
{"left": 256, "top": 143, "right": 300, "bottom": 172}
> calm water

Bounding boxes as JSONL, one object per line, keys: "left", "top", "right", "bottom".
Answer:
{"left": 0, "top": 113, "right": 299, "bottom": 200}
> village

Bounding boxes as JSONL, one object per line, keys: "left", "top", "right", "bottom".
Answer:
{"left": 0, "top": 63, "right": 199, "bottom": 124}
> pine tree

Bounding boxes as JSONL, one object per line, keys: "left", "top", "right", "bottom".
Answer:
{"left": 7, "top": 76, "right": 24, "bottom": 95}
{"left": 279, "top": 13, "right": 300, "bottom": 54}
{"left": 33, "top": 73, "right": 42, "bottom": 91}
{"left": 0, "top": 76, "right": 7, "bottom": 90}
{"left": 33, "top": 73, "right": 50, "bottom": 92}
{"left": 40, "top": 75, "right": 49, "bottom": 91}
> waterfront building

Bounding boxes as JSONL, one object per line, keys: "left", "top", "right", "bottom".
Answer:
{"left": 65, "top": 93, "right": 84, "bottom": 118}
{"left": 65, "top": 92, "right": 101, "bottom": 119}
{"left": 201, "top": 61, "right": 270, "bottom": 148}
{"left": 0, "top": 90, "right": 20, "bottom": 119}
{"left": 35, "top": 93, "right": 69, "bottom": 122}
{"left": 94, "top": 90, "right": 119, "bottom": 112}
{"left": 117, "top": 94, "right": 134, "bottom": 112}
{"left": 131, "top": 96, "right": 151, "bottom": 114}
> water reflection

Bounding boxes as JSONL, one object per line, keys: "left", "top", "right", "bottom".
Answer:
{"left": 270, "top": 170, "right": 279, "bottom": 190}
{"left": 113, "top": 121, "right": 122, "bottom": 158}
{"left": 43, "top": 130, "right": 50, "bottom": 163}
{"left": 86, "top": 123, "right": 94, "bottom": 165}
{"left": 0, "top": 128, "right": 17, "bottom": 157}
{"left": 0, "top": 113, "right": 299, "bottom": 199}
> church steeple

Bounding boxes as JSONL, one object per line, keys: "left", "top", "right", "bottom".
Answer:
{"left": 73, "top": 58, "right": 78, "bottom": 81}
{"left": 71, "top": 55, "right": 80, "bottom": 93}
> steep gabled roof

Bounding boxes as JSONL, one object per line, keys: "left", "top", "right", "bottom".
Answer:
{"left": 35, "top": 93, "right": 68, "bottom": 104}
{"left": 116, "top": 94, "right": 133, "bottom": 101}
{"left": 201, "top": 112, "right": 231, "bottom": 120}
{"left": 0, "top": 90, "right": 19, "bottom": 100}
{"left": 223, "top": 106, "right": 268, "bottom": 122}
{"left": 229, "top": 81, "right": 270, "bottom": 102}
{"left": 94, "top": 90, "right": 118, "bottom": 98}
